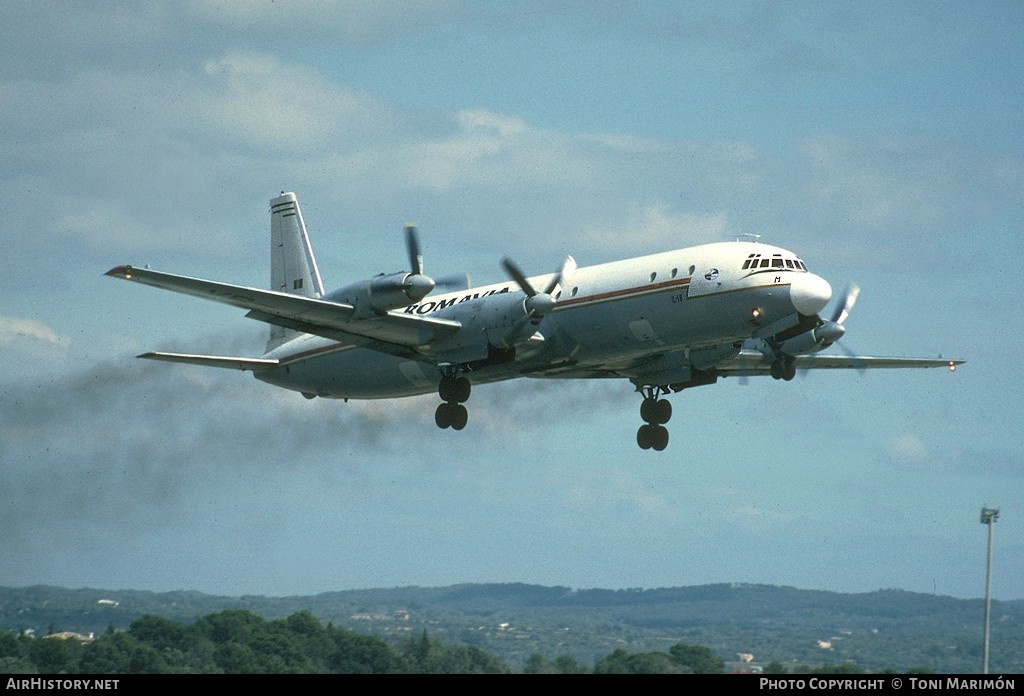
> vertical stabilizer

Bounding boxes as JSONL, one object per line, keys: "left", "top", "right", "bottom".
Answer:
{"left": 267, "top": 192, "right": 325, "bottom": 351}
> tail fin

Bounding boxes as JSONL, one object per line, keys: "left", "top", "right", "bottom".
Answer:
{"left": 267, "top": 192, "right": 325, "bottom": 351}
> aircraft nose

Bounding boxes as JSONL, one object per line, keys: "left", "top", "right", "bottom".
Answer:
{"left": 790, "top": 273, "right": 832, "bottom": 315}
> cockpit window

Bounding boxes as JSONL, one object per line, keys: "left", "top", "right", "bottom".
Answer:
{"left": 741, "top": 252, "right": 808, "bottom": 272}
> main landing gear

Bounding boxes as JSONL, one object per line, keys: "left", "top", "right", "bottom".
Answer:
{"left": 434, "top": 374, "right": 471, "bottom": 430}
{"left": 636, "top": 386, "right": 672, "bottom": 451}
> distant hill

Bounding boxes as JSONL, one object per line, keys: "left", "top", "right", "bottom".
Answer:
{"left": 2, "top": 583, "right": 1021, "bottom": 673}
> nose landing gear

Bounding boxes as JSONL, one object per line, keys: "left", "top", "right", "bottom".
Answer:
{"left": 636, "top": 386, "right": 672, "bottom": 451}
{"left": 770, "top": 356, "right": 797, "bottom": 381}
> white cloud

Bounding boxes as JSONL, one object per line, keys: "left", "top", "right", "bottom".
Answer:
{"left": 616, "top": 203, "right": 732, "bottom": 249}
{"left": 197, "top": 53, "right": 395, "bottom": 155}
{"left": 885, "top": 432, "right": 930, "bottom": 468}
{"left": 184, "top": 0, "right": 463, "bottom": 43}
{"left": 0, "top": 316, "right": 70, "bottom": 349}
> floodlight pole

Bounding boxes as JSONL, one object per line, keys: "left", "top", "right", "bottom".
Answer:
{"left": 980, "top": 506, "right": 999, "bottom": 675}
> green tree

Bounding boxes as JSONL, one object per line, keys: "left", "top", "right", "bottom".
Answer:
{"left": 400, "top": 631, "right": 510, "bottom": 674}
{"left": 129, "top": 615, "right": 189, "bottom": 653}
{"left": 27, "top": 637, "right": 83, "bottom": 674}
{"left": 0, "top": 655, "right": 37, "bottom": 674}
{"left": 0, "top": 632, "right": 28, "bottom": 661}
{"left": 554, "top": 654, "right": 588, "bottom": 674}
{"left": 668, "top": 642, "right": 725, "bottom": 674}
{"left": 79, "top": 631, "right": 174, "bottom": 674}
{"left": 192, "top": 610, "right": 265, "bottom": 645}
{"left": 213, "top": 641, "right": 261, "bottom": 674}
{"left": 813, "top": 662, "right": 863, "bottom": 674}
{"left": 524, "top": 653, "right": 556, "bottom": 674}
{"left": 327, "top": 625, "right": 399, "bottom": 674}
{"left": 594, "top": 648, "right": 684, "bottom": 674}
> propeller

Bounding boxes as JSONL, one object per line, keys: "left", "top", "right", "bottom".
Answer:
{"left": 397, "top": 224, "right": 433, "bottom": 301}
{"left": 404, "top": 224, "right": 424, "bottom": 276}
{"left": 401, "top": 224, "right": 473, "bottom": 297}
{"left": 818, "top": 282, "right": 860, "bottom": 349}
{"left": 495, "top": 255, "right": 576, "bottom": 347}
{"left": 830, "top": 282, "right": 860, "bottom": 327}
{"left": 501, "top": 255, "right": 577, "bottom": 317}
{"left": 763, "top": 281, "right": 862, "bottom": 381}
{"left": 816, "top": 281, "right": 868, "bottom": 373}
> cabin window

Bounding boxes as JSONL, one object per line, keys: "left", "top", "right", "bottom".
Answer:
{"left": 670, "top": 268, "right": 678, "bottom": 278}
{"left": 649, "top": 272, "right": 657, "bottom": 282}
{"left": 571, "top": 286, "right": 579, "bottom": 297}
{"left": 688, "top": 265, "right": 695, "bottom": 275}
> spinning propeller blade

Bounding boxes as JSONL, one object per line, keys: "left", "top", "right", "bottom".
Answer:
{"left": 405, "top": 224, "right": 424, "bottom": 276}
{"left": 831, "top": 282, "right": 860, "bottom": 326}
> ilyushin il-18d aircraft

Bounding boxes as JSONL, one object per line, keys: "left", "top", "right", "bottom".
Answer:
{"left": 107, "top": 192, "right": 963, "bottom": 451}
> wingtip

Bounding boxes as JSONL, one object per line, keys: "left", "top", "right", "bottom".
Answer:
{"left": 105, "top": 264, "right": 133, "bottom": 278}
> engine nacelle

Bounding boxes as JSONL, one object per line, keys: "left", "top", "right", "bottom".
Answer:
{"left": 324, "top": 272, "right": 435, "bottom": 316}
{"left": 778, "top": 320, "right": 844, "bottom": 356}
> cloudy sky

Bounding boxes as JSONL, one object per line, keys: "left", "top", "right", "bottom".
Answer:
{"left": 1, "top": 1, "right": 1021, "bottom": 601}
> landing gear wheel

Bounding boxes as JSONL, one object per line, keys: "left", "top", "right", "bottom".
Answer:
{"left": 771, "top": 357, "right": 797, "bottom": 381}
{"left": 439, "top": 375, "right": 471, "bottom": 403}
{"left": 653, "top": 399, "right": 672, "bottom": 424}
{"left": 637, "top": 387, "right": 673, "bottom": 450}
{"left": 782, "top": 360, "right": 796, "bottom": 381}
{"left": 435, "top": 402, "right": 453, "bottom": 429}
{"left": 651, "top": 425, "right": 669, "bottom": 451}
{"left": 637, "top": 424, "right": 653, "bottom": 450}
{"left": 640, "top": 398, "right": 672, "bottom": 424}
{"left": 453, "top": 377, "right": 471, "bottom": 402}
{"left": 637, "top": 424, "right": 669, "bottom": 451}
{"left": 438, "top": 376, "right": 456, "bottom": 402}
{"left": 437, "top": 374, "right": 471, "bottom": 431}
{"left": 450, "top": 404, "right": 468, "bottom": 430}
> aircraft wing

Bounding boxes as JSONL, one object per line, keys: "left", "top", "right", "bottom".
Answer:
{"left": 719, "top": 349, "right": 964, "bottom": 375}
{"left": 140, "top": 352, "right": 280, "bottom": 371}
{"left": 105, "top": 265, "right": 461, "bottom": 350}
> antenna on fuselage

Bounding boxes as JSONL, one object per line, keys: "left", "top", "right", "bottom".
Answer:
{"left": 739, "top": 233, "right": 761, "bottom": 243}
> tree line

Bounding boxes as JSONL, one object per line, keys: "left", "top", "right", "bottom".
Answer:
{"left": 0, "top": 609, "right": 727, "bottom": 674}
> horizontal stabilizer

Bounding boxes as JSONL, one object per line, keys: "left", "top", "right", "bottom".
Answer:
{"left": 139, "top": 352, "right": 280, "bottom": 372}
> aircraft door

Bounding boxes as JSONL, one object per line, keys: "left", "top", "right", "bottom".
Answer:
{"left": 688, "top": 266, "right": 724, "bottom": 298}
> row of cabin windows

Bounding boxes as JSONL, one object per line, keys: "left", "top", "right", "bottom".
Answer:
{"left": 649, "top": 264, "right": 696, "bottom": 283}
{"left": 742, "top": 253, "right": 807, "bottom": 271}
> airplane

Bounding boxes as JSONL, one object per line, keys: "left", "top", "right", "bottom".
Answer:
{"left": 106, "top": 192, "right": 963, "bottom": 451}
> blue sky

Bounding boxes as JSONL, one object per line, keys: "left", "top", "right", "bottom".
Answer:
{"left": 1, "top": 1, "right": 1021, "bottom": 601}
